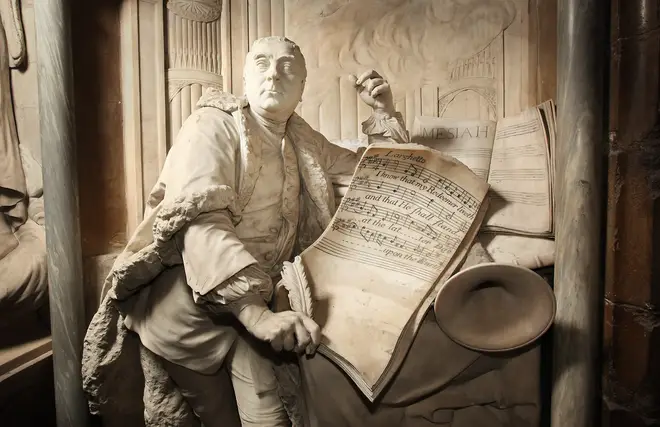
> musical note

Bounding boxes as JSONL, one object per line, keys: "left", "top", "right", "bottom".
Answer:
{"left": 405, "top": 164, "right": 419, "bottom": 177}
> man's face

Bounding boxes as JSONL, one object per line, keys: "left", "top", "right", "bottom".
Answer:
{"left": 244, "top": 40, "right": 306, "bottom": 119}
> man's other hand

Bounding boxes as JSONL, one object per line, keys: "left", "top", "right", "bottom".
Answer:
{"left": 249, "top": 310, "right": 322, "bottom": 355}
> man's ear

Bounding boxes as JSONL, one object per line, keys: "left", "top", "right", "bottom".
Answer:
{"left": 300, "top": 79, "right": 306, "bottom": 101}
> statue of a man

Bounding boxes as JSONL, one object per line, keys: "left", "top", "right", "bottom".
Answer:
{"left": 86, "top": 36, "right": 409, "bottom": 427}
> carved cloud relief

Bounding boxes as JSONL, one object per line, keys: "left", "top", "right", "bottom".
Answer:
{"left": 285, "top": 0, "right": 516, "bottom": 106}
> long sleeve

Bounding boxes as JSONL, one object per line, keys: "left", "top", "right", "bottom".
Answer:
{"left": 162, "top": 107, "right": 258, "bottom": 298}
{"left": 323, "top": 110, "right": 410, "bottom": 177}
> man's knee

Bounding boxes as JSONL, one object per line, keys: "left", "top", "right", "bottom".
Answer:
{"left": 229, "top": 337, "right": 290, "bottom": 427}
{"left": 161, "top": 358, "right": 241, "bottom": 427}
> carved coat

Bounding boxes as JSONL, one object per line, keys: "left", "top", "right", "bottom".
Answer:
{"left": 82, "top": 88, "right": 409, "bottom": 426}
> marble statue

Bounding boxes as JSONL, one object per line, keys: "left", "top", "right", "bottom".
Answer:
{"left": 0, "top": 0, "right": 48, "bottom": 327}
{"left": 83, "top": 36, "right": 409, "bottom": 427}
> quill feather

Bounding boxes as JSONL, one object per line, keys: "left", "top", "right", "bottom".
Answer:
{"left": 279, "top": 256, "right": 314, "bottom": 318}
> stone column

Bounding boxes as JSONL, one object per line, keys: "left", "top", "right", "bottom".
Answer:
{"left": 552, "top": 1, "right": 608, "bottom": 426}
{"left": 34, "top": 1, "right": 89, "bottom": 426}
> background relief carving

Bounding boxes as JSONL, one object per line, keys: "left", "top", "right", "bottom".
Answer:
{"left": 285, "top": 0, "right": 513, "bottom": 136}
{"left": 167, "top": 0, "right": 222, "bottom": 23}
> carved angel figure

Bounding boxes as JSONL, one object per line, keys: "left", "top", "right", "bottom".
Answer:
{"left": 83, "top": 36, "right": 409, "bottom": 427}
{"left": 0, "top": 0, "right": 48, "bottom": 327}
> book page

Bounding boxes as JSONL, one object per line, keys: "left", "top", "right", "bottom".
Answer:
{"left": 300, "top": 143, "right": 489, "bottom": 400}
{"left": 411, "top": 116, "right": 497, "bottom": 181}
{"left": 479, "top": 234, "right": 555, "bottom": 270}
{"left": 484, "top": 107, "right": 553, "bottom": 235}
{"left": 537, "top": 100, "right": 557, "bottom": 233}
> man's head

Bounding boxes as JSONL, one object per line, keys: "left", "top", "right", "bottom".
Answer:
{"left": 244, "top": 37, "right": 307, "bottom": 121}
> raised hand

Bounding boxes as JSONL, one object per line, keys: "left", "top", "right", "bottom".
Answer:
{"left": 349, "top": 69, "right": 396, "bottom": 117}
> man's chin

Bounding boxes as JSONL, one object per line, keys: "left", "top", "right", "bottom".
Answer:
{"left": 255, "top": 100, "right": 293, "bottom": 115}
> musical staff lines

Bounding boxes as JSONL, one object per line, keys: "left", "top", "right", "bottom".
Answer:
{"left": 331, "top": 218, "right": 454, "bottom": 261}
{"left": 488, "top": 168, "right": 547, "bottom": 181}
{"left": 347, "top": 178, "right": 472, "bottom": 231}
{"left": 491, "top": 190, "right": 548, "bottom": 206}
{"left": 435, "top": 147, "right": 493, "bottom": 159}
{"left": 491, "top": 143, "right": 545, "bottom": 159}
{"left": 316, "top": 238, "right": 439, "bottom": 283}
{"left": 357, "top": 156, "right": 481, "bottom": 210}
{"left": 313, "top": 149, "right": 486, "bottom": 277}
{"left": 340, "top": 198, "right": 461, "bottom": 246}
{"left": 494, "top": 120, "right": 541, "bottom": 140}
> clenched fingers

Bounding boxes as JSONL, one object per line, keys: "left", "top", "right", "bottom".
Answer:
{"left": 282, "top": 330, "right": 296, "bottom": 352}
{"left": 371, "top": 83, "right": 390, "bottom": 98}
{"left": 293, "top": 317, "right": 312, "bottom": 353}
{"left": 364, "top": 78, "right": 385, "bottom": 93}
{"left": 264, "top": 311, "right": 321, "bottom": 354}
{"left": 301, "top": 316, "right": 321, "bottom": 355}
{"left": 270, "top": 335, "right": 284, "bottom": 352}
{"left": 355, "top": 69, "right": 382, "bottom": 86}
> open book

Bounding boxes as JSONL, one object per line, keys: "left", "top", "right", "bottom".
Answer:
{"left": 280, "top": 143, "right": 489, "bottom": 401}
{"left": 411, "top": 100, "right": 557, "bottom": 237}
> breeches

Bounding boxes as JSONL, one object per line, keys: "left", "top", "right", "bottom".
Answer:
{"left": 161, "top": 336, "right": 290, "bottom": 427}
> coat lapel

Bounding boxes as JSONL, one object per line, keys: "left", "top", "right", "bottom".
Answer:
{"left": 233, "top": 108, "right": 262, "bottom": 212}
{"left": 285, "top": 113, "right": 334, "bottom": 230}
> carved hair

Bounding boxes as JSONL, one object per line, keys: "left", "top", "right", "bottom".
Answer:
{"left": 247, "top": 36, "right": 308, "bottom": 79}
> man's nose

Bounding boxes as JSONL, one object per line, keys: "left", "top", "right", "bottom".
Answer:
{"left": 265, "top": 64, "right": 280, "bottom": 80}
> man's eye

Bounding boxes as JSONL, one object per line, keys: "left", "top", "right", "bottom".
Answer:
{"left": 256, "top": 60, "right": 269, "bottom": 71}
{"left": 281, "top": 62, "right": 293, "bottom": 73}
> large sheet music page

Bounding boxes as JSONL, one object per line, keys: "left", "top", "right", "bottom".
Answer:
{"left": 300, "top": 144, "right": 489, "bottom": 400}
{"left": 484, "top": 107, "right": 553, "bottom": 235}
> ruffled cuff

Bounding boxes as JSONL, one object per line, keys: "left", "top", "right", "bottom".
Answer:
{"left": 193, "top": 264, "right": 273, "bottom": 313}
{"left": 361, "top": 111, "right": 410, "bottom": 144}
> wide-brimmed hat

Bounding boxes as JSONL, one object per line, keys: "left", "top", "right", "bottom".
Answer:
{"left": 434, "top": 262, "right": 556, "bottom": 352}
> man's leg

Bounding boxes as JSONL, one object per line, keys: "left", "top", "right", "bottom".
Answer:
{"left": 160, "top": 357, "right": 242, "bottom": 427}
{"left": 227, "top": 336, "right": 290, "bottom": 427}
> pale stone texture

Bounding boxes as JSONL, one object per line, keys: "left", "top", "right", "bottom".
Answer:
{"left": 34, "top": 0, "right": 88, "bottom": 425}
